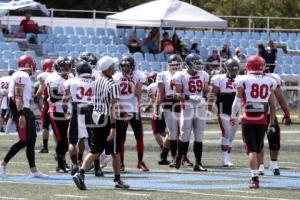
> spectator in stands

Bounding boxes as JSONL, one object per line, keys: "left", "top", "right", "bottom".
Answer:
{"left": 219, "top": 49, "right": 229, "bottom": 63}
{"left": 221, "top": 43, "right": 232, "bottom": 58}
{"left": 189, "top": 43, "right": 200, "bottom": 54}
{"left": 127, "top": 31, "right": 142, "bottom": 53}
{"left": 206, "top": 49, "right": 221, "bottom": 73}
{"left": 172, "top": 33, "right": 183, "bottom": 54}
{"left": 19, "top": 12, "right": 40, "bottom": 34}
{"left": 0, "top": 20, "right": 9, "bottom": 35}
{"left": 160, "top": 32, "right": 174, "bottom": 53}
{"left": 265, "top": 40, "right": 278, "bottom": 73}
{"left": 143, "top": 27, "right": 159, "bottom": 53}
{"left": 257, "top": 43, "right": 267, "bottom": 59}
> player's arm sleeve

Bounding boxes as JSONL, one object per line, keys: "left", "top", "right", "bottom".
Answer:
{"left": 230, "top": 80, "right": 243, "bottom": 119}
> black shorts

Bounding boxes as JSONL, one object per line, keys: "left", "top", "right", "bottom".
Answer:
{"left": 40, "top": 99, "right": 51, "bottom": 130}
{"left": 90, "top": 114, "right": 120, "bottom": 155}
{"left": 49, "top": 112, "right": 69, "bottom": 142}
{"left": 264, "top": 115, "right": 281, "bottom": 151}
{"left": 242, "top": 124, "right": 267, "bottom": 154}
{"left": 152, "top": 114, "right": 166, "bottom": 135}
{"left": 0, "top": 109, "right": 7, "bottom": 118}
{"left": 116, "top": 113, "right": 144, "bottom": 141}
{"left": 68, "top": 112, "right": 93, "bottom": 145}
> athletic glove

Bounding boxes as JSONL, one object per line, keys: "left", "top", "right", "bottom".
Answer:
{"left": 282, "top": 113, "right": 292, "bottom": 125}
{"left": 267, "top": 124, "right": 276, "bottom": 135}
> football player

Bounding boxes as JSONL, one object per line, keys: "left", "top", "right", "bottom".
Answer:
{"left": 62, "top": 60, "right": 98, "bottom": 176}
{"left": 156, "top": 54, "right": 183, "bottom": 167}
{"left": 0, "top": 70, "right": 15, "bottom": 133}
{"left": 79, "top": 52, "right": 100, "bottom": 81}
{"left": 35, "top": 58, "right": 55, "bottom": 153}
{"left": 45, "top": 57, "right": 73, "bottom": 173}
{"left": 231, "top": 55, "right": 277, "bottom": 189}
{"left": 113, "top": 55, "right": 149, "bottom": 172}
{"left": 174, "top": 53, "right": 210, "bottom": 171}
{"left": 0, "top": 55, "right": 48, "bottom": 178}
{"left": 257, "top": 67, "right": 291, "bottom": 176}
{"left": 208, "top": 59, "right": 239, "bottom": 167}
{"left": 146, "top": 72, "right": 170, "bottom": 165}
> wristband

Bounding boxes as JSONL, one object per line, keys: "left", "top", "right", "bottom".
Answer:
{"left": 111, "top": 123, "right": 116, "bottom": 128}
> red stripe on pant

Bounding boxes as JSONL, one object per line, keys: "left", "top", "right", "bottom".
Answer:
{"left": 49, "top": 112, "right": 62, "bottom": 141}
{"left": 217, "top": 116, "right": 225, "bottom": 137}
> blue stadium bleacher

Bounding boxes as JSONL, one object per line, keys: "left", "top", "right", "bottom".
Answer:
{"left": 75, "top": 27, "right": 85, "bottom": 36}
{"left": 85, "top": 27, "right": 95, "bottom": 36}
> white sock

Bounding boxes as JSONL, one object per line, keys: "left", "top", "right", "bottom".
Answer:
{"left": 222, "top": 151, "right": 228, "bottom": 163}
{"left": 270, "top": 161, "right": 279, "bottom": 169}
{"left": 251, "top": 169, "right": 259, "bottom": 177}
{"left": 259, "top": 164, "right": 265, "bottom": 171}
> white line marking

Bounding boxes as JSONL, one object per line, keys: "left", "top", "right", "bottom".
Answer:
{"left": 54, "top": 194, "right": 88, "bottom": 199}
{"left": 227, "top": 189, "right": 259, "bottom": 194}
{"left": 0, "top": 197, "right": 27, "bottom": 200}
{"left": 117, "top": 192, "right": 150, "bottom": 197}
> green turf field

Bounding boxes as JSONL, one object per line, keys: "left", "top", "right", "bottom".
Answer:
{"left": 0, "top": 123, "right": 300, "bottom": 200}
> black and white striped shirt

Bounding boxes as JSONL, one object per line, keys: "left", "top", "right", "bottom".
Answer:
{"left": 93, "top": 75, "right": 120, "bottom": 115}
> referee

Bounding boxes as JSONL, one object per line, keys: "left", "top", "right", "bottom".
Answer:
{"left": 73, "top": 56, "right": 129, "bottom": 190}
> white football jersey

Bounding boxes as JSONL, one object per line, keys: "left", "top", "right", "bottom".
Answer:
{"left": 8, "top": 71, "right": 32, "bottom": 108}
{"left": 92, "top": 68, "right": 100, "bottom": 81}
{"left": 113, "top": 70, "right": 146, "bottom": 113}
{"left": 265, "top": 73, "right": 283, "bottom": 89}
{"left": 37, "top": 71, "right": 52, "bottom": 97}
{"left": 64, "top": 77, "right": 94, "bottom": 104}
{"left": 0, "top": 76, "right": 12, "bottom": 109}
{"left": 211, "top": 74, "right": 237, "bottom": 93}
{"left": 146, "top": 82, "right": 158, "bottom": 96}
{"left": 157, "top": 71, "right": 176, "bottom": 96}
{"left": 45, "top": 72, "right": 73, "bottom": 113}
{"left": 174, "top": 69, "right": 209, "bottom": 109}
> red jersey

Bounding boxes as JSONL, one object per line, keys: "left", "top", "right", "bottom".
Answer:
{"left": 20, "top": 19, "right": 38, "bottom": 33}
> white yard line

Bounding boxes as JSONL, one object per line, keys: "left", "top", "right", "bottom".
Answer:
{"left": 117, "top": 192, "right": 150, "bottom": 197}
{"left": 227, "top": 189, "right": 259, "bottom": 194}
{"left": 54, "top": 194, "right": 88, "bottom": 199}
{"left": 0, "top": 197, "right": 27, "bottom": 200}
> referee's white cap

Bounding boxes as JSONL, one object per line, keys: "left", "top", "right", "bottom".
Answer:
{"left": 97, "top": 56, "right": 118, "bottom": 71}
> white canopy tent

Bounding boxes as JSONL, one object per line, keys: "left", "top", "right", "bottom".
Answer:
{"left": 0, "top": 0, "right": 49, "bottom": 17}
{"left": 106, "top": 0, "right": 227, "bottom": 29}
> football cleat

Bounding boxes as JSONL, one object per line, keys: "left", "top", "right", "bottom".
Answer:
{"left": 194, "top": 164, "right": 208, "bottom": 172}
{"left": 258, "top": 164, "right": 265, "bottom": 176}
{"left": 114, "top": 179, "right": 130, "bottom": 189}
{"left": 182, "top": 157, "right": 194, "bottom": 167}
{"left": 29, "top": 171, "right": 49, "bottom": 179}
{"left": 175, "top": 156, "right": 181, "bottom": 169}
{"left": 169, "top": 160, "right": 176, "bottom": 168}
{"left": 94, "top": 168, "right": 104, "bottom": 177}
{"left": 73, "top": 172, "right": 87, "bottom": 190}
{"left": 39, "top": 148, "right": 48, "bottom": 154}
{"left": 158, "top": 159, "right": 170, "bottom": 165}
{"left": 137, "top": 162, "right": 149, "bottom": 172}
{"left": 249, "top": 176, "right": 259, "bottom": 189}
{"left": 71, "top": 164, "right": 79, "bottom": 176}
{"left": 273, "top": 168, "right": 280, "bottom": 176}
{"left": 56, "top": 166, "right": 69, "bottom": 173}
{"left": 0, "top": 165, "right": 7, "bottom": 177}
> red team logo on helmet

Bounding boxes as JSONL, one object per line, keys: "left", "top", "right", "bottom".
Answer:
{"left": 42, "top": 59, "right": 55, "bottom": 72}
{"left": 245, "top": 55, "right": 265, "bottom": 74}
{"left": 18, "top": 55, "right": 37, "bottom": 73}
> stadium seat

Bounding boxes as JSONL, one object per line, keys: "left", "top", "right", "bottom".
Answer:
{"left": 295, "top": 40, "right": 300, "bottom": 51}
{"left": 229, "top": 39, "right": 239, "bottom": 48}
{"left": 107, "top": 44, "right": 117, "bottom": 53}
{"left": 288, "top": 32, "right": 298, "bottom": 41}
{"left": 112, "top": 36, "right": 122, "bottom": 45}
{"left": 150, "top": 62, "right": 162, "bottom": 72}
{"left": 144, "top": 53, "right": 155, "bottom": 62}
{"left": 10, "top": 24, "right": 20, "bottom": 33}
{"left": 37, "top": 34, "right": 48, "bottom": 44}
{"left": 69, "top": 35, "right": 80, "bottom": 44}
{"left": 269, "top": 32, "right": 279, "bottom": 41}
{"left": 25, "top": 50, "right": 37, "bottom": 59}
{"left": 291, "top": 65, "right": 300, "bottom": 74}
{"left": 136, "top": 29, "right": 146, "bottom": 38}
{"left": 8, "top": 59, "right": 18, "bottom": 70}
{"left": 58, "top": 51, "right": 68, "bottom": 57}
{"left": 101, "top": 36, "right": 112, "bottom": 45}
{"left": 185, "top": 30, "right": 194, "bottom": 38}
{"left": 194, "top": 31, "right": 204, "bottom": 39}
{"left": 203, "top": 31, "right": 213, "bottom": 38}
{"left": 63, "top": 44, "right": 75, "bottom": 53}
{"left": 75, "top": 27, "right": 85, "bottom": 36}
{"left": 239, "top": 39, "right": 249, "bottom": 49}
{"left": 54, "top": 44, "right": 65, "bottom": 52}
{"left": 85, "top": 44, "right": 97, "bottom": 54}
{"left": 80, "top": 36, "right": 90, "bottom": 45}
{"left": 106, "top": 28, "right": 116, "bottom": 37}
{"left": 42, "top": 43, "right": 54, "bottom": 56}
{"left": 292, "top": 55, "right": 300, "bottom": 64}
{"left": 14, "top": 50, "right": 24, "bottom": 59}
{"left": 54, "top": 26, "right": 64, "bottom": 35}
{"left": 0, "top": 60, "right": 8, "bottom": 71}
{"left": 287, "top": 40, "right": 297, "bottom": 51}
{"left": 56, "top": 34, "right": 68, "bottom": 44}
{"left": 73, "top": 44, "right": 85, "bottom": 53}
{"left": 249, "top": 39, "right": 257, "bottom": 48}
{"left": 211, "top": 38, "right": 221, "bottom": 47}
{"left": 175, "top": 30, "right": 184, "bottom": 38}
{"left": 125, "top": 28, "right": 135, "bottom": 37}
{"left": 97, "top": 44, "right": 107, "bottom": 54}
{"left": 246, "top": 48, "right": 257, "bottom": 56}
{"left": 260, "top": 32, "right": 269, "bottom": 40}
{"left": 111, "top": 52, "right": 122, "bottom": 60}
{"left": 241, "top": 32, "right": 251, "bottom": 39}
{"left": 90, "top": 36, "right": 101, "bottom": 45}
{"left": 190, "top": 38, "right": 201, "bottom": 46}
{"left": 201, "top": 38, "right": 211, "bottom": 47}
{"left": 65, "top": 26, "right": 75, "bottom": 35}
{"left": 133, "top": 52, "right": 144, "bottom": 62}
{"left": 160, "top": 62, "right": 168, "bottom": 71}
{"left": 156, "top": 53, "right": 166, "bottom": 62}
{"left": 274, "top": 65, "right": 283, "bottom": 74}
{"left": 117, "top": 44, "right": 129, "bottom": 54}
{"left": 282, "top": 66, "right": 292, "bottom": 75}
{"left": 214, "top": 31, "right": 223, "bottom": 38}
{"left": 2, "top": 50, "right": 13, "bottom": 60}
{"left": 223, "top": 32, "right": 232, "bottom": 38}
{"left": 181, "top": 38, "right": 191, "bottom": 48}
{"left": 96, "top": 28, "right": 106, "bottom": 36}
{"left": 283, "top": 56, "right": 293, "bottom": 65}
{"left": 85, "top": 27, "right": 95, "bottom": 36}
{"left": 279, "top": 32, "right": 288, "bottom": 42}
{"left": 8, "top": 43, "right": 19, "bottom": 51}
{"left": 277, "top": 47, "right": 285, "bottom": 57}
{"left": 232, "top": 31, "right": 242, "bottom": 39}
{"left": 69, "top": 51, "right": 80, "bottom": 57}
{"left": 220, "top": 38, "right": 229, "bottom": 46}
{"left": 116, "top": 28, "right": 126, "bottom": 38}
{"left": 138, "top": 61, "right": 151, "bottom": 72}
{"left": 251, "top": 32, "right": 260, "bottom": 40}
{"left": 199, "top": 46, "right": 208, "bottom": 60}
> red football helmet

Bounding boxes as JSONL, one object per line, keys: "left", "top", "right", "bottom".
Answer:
{"left": 42, "top": 58, "right": 55, "bottom": 72}
{"left": 18, "top": 55, "right": 36, "bottom": 73}
{"left": 245, "top": 55, "right": 265, "bottom": 74}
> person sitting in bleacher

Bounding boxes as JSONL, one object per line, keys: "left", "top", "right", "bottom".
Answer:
{"left": 220, "top": 43, "right": 232, "bottom": 59}
{"left": 189, "top": 43, "right": 200, "bottom": 54}
{"left": 206, "top": 49, "right": 221, "bottom": 74}
{"left": 19, "top": 12, "right": 40, "bottom": 34}
{"left": 172, "top": 34, "right": 183, "bottom": 54}
{"left": 143, "top": 27, "right": 159, "bottom": 53}
{"left": 160, "top": 32, "right": 174, "bottom": 54}
{"left": 127, "top": 31, "right": 142, "bottom": 53}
